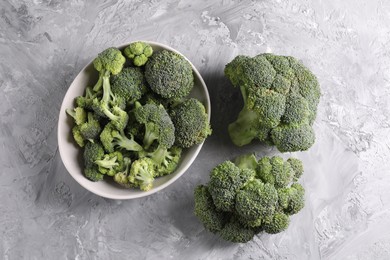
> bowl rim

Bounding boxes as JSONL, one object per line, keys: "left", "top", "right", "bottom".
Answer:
{"left": 57, "top": 40, "right": 211, "bottom": 200}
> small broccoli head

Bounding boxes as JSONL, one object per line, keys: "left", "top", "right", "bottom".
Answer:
{"left": 145, "top": 50, "right": 194, "bottom": 99}
{"left": 194, "top": 185, "right": 228, "bottom": 233}
{"left": 208, "top": 161, "right": 255, "bottom": 212}
{"left": 153, "top": 146, "right": 182, "bottom": 177}
{"left": 72, "top": 125, "right": 85, "bottom": 147}
{"left": 124, "top": 42, "right": 153, "bottom": 66}
{"left": 170, "top": 98, "right": 211, "bottom": 148}
{"left": 95, "top": 151, "right": 124, "bottom": 177}
{"left": 93, "top": 47, "right": 126, "bottom": 76}
{"left": 83, "top": 141, "right": 105, "bottom": 168}
{"left": 84, "top": 166, "right": 104, "bottom": 182}
{"left": 79, "top": 113, "right": 101, "bottom": 141}
{"left": 225, "top": 53, "right": 320, "bottom": 152}
{"left": 134, "top": 102, "right": 175, "bottom": 150}
{"left": 66, "top": 107, "right": 87, "bottom": 126}
{"left": 129, "top": 157, "right": 155, "bottom": 191}
{"left": 235, "top": 179, "right": 278, "bottom": 228}
{"left": 111, "top": 67, "right": 147, "bottom": 104}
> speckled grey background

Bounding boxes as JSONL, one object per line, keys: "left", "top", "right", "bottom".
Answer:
{"left": 1, "top": 0, "right": 390, "bottom": 259}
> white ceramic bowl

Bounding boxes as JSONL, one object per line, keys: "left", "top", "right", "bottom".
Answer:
{"left": 58, "top": 41, "right": 210, "bottom": 200}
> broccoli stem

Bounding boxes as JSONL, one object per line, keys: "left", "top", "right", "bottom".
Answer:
{"left": 113, "top": 131, "right": 143, "bottom": 152}
{"left": 95, "top": 156, "right": 118, "bottom": 169}
{"left": 228, "top": 107, "right": 260, "bottom": 147}
{"left": 148, "top": 145, "right": 168, "bottom": 166}
{"left": 143, "top": 123, "right": 159, "bottom": 149}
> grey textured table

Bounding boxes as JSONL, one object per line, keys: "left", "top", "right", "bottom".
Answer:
{"left": 1, "top": 0, "right": 390, "bottom": 259}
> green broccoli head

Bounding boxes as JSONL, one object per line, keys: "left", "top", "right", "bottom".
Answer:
{"left": 225, "top": 53, "right": 320, "bottom": 152}
{"left": 113, "top": 157, "right": 132, "bottom": 187}
{"left": 129, "top": 157, "right": 155, "bottom": 191}
{"left": 84, "top": 166, "right": 104, "bottom": 182}
{"left": 111, "top": 67, "right": 147, "bottom": 104}
{"left": 83, "top": 141, "right": 105, "bottom": 169}
{"left": 145, "top": 50, "right": 194, "bottom": 99}
{"left": 71, "top": 125, "right": 85, "bottom": 147}
{"left": 94, "top": 151, "right": 124, "bottom": 177}
{"left": 93, "top": 47, "right": 126, "bottom": 76}
{"left": 124, "top": 42, "right": 153, "bottom": 66}
{"left": 169, "top": 98, "right": 211, "bottom": 148}
{"left": 194, "top": 185, "right": 228, "bottom": 233}
{"left": 208, "top": 161, "right": 255, "bottom": 212}
{"left": 134, "top": 102, "right": 175, "bottom": 150}
{"left": 66, "top": 107, "right": 87, "bottom": 126}
{"left": 79, "top": 113, "right": 101, "bottom": 141}
{"left": 153, "top": 146, "right": 182, "bottom": 177}
{"left": 193, "top": 154, "right": 306, "bottom": 243}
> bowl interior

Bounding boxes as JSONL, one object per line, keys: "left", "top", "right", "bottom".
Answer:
{"left": 58, "top": 41, "right": 210, "bottom": 199}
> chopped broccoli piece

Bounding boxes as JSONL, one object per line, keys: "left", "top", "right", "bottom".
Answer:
{"left": 124, "top": 42, "right": 153, "bottom": 66}
{"left": 95, "top": 151, "right": 124, "bottom": 176}
{"left": 79, "top": 112, "right": 101, "bottom": 141}
{"left": 113, "top": 157, "right": 132, "bottom": 187}
{"left": 145, "top": 50, "right": 194, "bottom": 99}
{"left": 66, "top": 107, "right": 87, "bottom": 126}
{"left": 92, "top": 47, "right": 126, "bottom": 92}
{"left": 83, "top": 141, "right": 105, "bottom": 169}
{"left": 111, "top": 67, "right": 147, "bottom": 104}
{"left": 72, "top": 125, "right": 85, "bottom": 147}
{"left": 129, "top": 157, "right": 155, "bottom": 191}
{"left": 169, "top": 98, "right": 211, "bottom": 148}
{"left": 84, "top": 166, "right": 104, "bottom": 182}
{"left": 100, "top": 123, "right": 143, "bottom": 153}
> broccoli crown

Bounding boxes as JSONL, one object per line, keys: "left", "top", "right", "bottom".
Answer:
{"left": 93, "top": 47, "right": 126, "bottom": 76}
{"left": 111, "top": 67, "right": 147, "bottom": 103}
{"left": 194, "top": 154, "right": 306, "bottom": 243}
{"left": 79, "top": 113, "right": 101, "bottom": 141}
{"left": 134, "top": 102, "right": 175, "bottom": 149}
{"left": 95, "top": 151, "right": 124, "bottom": 177}
{"left": 225, "top": 53, "right": 320, "bottom": 152}
{"left": 83, "top": 141, "right": 105, "bottom": 168}
{"left": 145, "top": 50, "right": 194, "bottom": 99}
{"left": 153, "top": 146, "right": 182, "bottom": 177}
{"left": 169, "top": 98, "right": 212, "bottom": 148}
{"left": 124, "top": 42, "right": 153, "bottom": 67}
{"left": 194, "top": 185, "right": 227, "bottom": 233}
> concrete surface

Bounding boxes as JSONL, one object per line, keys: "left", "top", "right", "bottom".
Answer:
{"left": 1, "top": 0, "right": 390, "bottom": 259}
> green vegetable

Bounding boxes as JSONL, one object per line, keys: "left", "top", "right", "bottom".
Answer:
{"left": 111, "top": 67, "right": 147, "bottom": 104}
{"left": 169, "top": 98, "right": 212, "bottom": 148}
{"left": 66, "top": 44, "right": 211, "bottom": 191}
{"left": 145, "top": 50, "right": 194, "bottom": 99}
{"left": 225, "top": 54, "right": 320, "bottom": 152}
{"left": 193, "top": 154, "right": 305, "bottom": 243}
{"left": 124, "top": 42, "right": 153, "bottom": 66}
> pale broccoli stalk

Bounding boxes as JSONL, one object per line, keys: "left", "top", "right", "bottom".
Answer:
{"left": 100, "top": 123, "right": 143, "bottom": 153}
{"left": 124, "top": 42, "right": 153, "bottom": 66}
